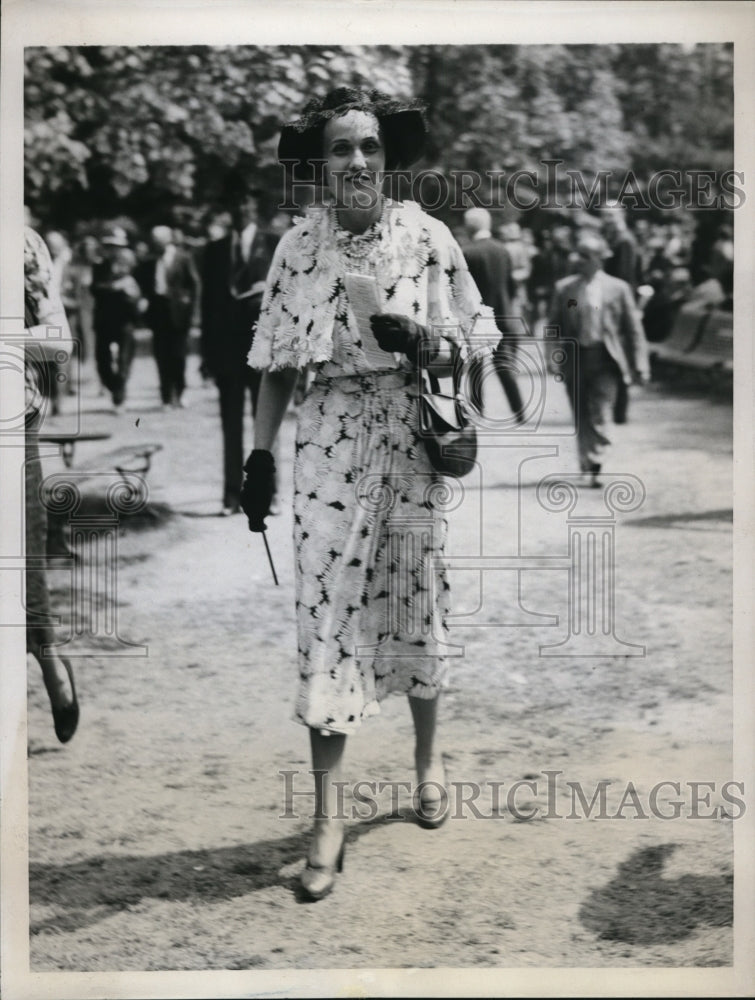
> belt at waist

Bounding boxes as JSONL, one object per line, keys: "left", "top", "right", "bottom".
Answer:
{"left": 312, "top": 369, "right": 417, "bottom": 395}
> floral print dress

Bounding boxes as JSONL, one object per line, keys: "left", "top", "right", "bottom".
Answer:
{"left": 249, "top": 200, "right": 499, "bottom": 734}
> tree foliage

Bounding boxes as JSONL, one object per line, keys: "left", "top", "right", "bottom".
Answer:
{"left": 24, "top": 43, "right": 733, "bottom": 231}
{"left": 411, "top": 45, "right": 632, "bottom": 175}
{"left": 24, "top": 44, "right": 412, "bottom": 226}
{"left": 609, "top": 43, "right": 734, "bottom": 175}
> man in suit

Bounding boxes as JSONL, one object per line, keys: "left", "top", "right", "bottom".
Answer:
{"left": 602, "top": 205, "right": 641, "bottom": 425}
{"left": 200, "top": 183, "right": 278, "bottom": 515}
{"left": 602, "top": 206, "right": 641, "bottom": 289}
{"left": 462, "top": 208, "right": 525, "bottom": 422}
{"left": 91, "top": 225, "right": 144, "bottom": 413}
{"left": 549, "top": 231, "right": 649, "bottom": 487}
{"left": 145, "top": 226, "right": 199, "bottom": 408}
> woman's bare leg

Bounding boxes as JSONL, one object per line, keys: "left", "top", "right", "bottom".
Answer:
{"left": 409, "top": 694, "right": 445, "bottom": 798}
{"left": 308, "top": 728, "right": 347, "bottom": 865}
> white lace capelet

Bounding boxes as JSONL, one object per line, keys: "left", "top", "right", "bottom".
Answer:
{"left": 247, "top": 200, "right": 501, "bottom": 372}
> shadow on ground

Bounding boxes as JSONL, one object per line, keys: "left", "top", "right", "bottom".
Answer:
{"left": 29, "top": 811, "right": 415, "bottom": 934}
{"left": 579, "top": 844, "right": 732, "bottom": 946}
{"left": 626, "top": 509, "right": 732, "bottom": 530}
{"left": 47, "top": 494, "right": 176, "bottom": 548}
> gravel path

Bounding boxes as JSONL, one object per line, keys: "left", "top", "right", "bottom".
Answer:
{"left": 22, "top": 347, "right": 735, "bottom": 983}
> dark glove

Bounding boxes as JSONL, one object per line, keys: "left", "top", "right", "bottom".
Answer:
{"left": 369, "top": 313, "right": 437, "bottom": 365}
{"left": 240, "top": 449, "right": 276, "bottom": 532}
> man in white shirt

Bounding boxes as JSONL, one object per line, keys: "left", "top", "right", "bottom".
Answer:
{"left": 549, "top": 231, "right": 649, "bottom": 486}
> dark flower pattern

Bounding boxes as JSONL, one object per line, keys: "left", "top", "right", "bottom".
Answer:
{"left": 292, "top": 371, "right": 454, "bottom": 735}
{"left": 247, "top": 201, "right": 500, "bottom": 735}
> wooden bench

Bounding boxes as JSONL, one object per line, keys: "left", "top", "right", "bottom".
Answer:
{"left": 95, "top": 443, "right": 163, "bottom": 482}
{"left": 36, "top": 433, "right": 163, "bottom": 484}
{"left": 649, "top": 301, "right": 733, "bottom": 373}
{"left": 35, "top": 439, "right": 165, "bottom": 553}
{"left": 36, "top": 431, "right": 112, "bottom": 469}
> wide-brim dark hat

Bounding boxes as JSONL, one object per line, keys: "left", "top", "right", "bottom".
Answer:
{"left": 278, "top": 87, "right": 427, "bottom": 171}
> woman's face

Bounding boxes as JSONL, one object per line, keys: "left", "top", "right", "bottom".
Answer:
{"left": 323, "top": 110, "right": 385, "bottom": 210}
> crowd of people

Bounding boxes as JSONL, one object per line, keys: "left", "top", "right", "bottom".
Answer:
{"left": 451, "top": 202, "right": 732, "bottom": 478}
{"left": 30, "top": 189, "right": 730, "bottom": 438}
{"left": 26, "top": 193, "right": 293, "bottom": 517}
{"left": 454, "top": 206, "right": 733, "bottom": 332}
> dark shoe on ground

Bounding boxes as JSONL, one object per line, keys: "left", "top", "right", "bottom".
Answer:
{"left": 46, "top": 656, "right": 79, "bottom": 744}
{"left": 589, "top": 463, "right": 603, "bottom": 489}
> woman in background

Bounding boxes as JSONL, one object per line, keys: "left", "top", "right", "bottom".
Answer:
{"left": 24, "top": 226, "right": 80, "bottom": 743}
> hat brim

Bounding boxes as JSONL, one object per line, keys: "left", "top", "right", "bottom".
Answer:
{"left": 576, "top": 241, "right": 613, "bottom": 259}
{"left": 278, "top": 107, "right": 426, "bottom": 172}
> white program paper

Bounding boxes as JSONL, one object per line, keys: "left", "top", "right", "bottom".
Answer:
{"left": 344, "top": 272, "right": 398, "bottom": 369}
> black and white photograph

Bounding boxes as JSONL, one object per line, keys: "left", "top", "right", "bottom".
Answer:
{"left": 1, "top": 1, "right": 754, "bottom": 997}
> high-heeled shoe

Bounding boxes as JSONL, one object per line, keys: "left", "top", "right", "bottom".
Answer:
{"left": 50, "top": 656, "right": 79, "bottom": 744}
{"left": 415, "top": 771, "right": 449, "bottom": 830}
{"left": 300, "top": 838, "right": 346, "bottom": 902}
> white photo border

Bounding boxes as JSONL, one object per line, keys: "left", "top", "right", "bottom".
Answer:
{"left": 2, "top": 2, "right": 753, "bottom": 998}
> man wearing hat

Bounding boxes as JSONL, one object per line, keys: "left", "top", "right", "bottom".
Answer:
{"left": 200, "top": 180, "right": 279, "bottom": 515}
{"left": 91, "top": 225, "right": 143, "bottom": 411}
{"left": 549, "top": 230, "right": 649, "bottom": 486}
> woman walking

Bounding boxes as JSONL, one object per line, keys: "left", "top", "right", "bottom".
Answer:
{"left": 241, "top": 88, "right": 499, "bottom": 899}
{"left": 24, "top": 226, "right": 80, "bottom": 743}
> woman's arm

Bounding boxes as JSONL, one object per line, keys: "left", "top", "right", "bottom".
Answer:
{"left": 253, "top": 367, "right": 300, "bottom": 450}
{"left": 26, "top": 295, "right": 72, "bottom": 340}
